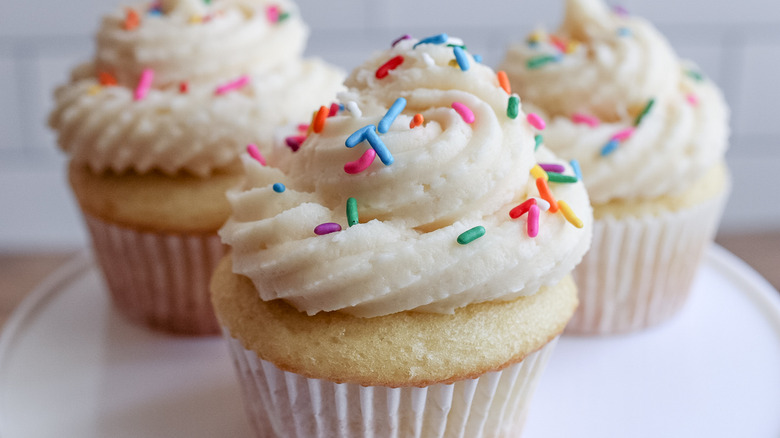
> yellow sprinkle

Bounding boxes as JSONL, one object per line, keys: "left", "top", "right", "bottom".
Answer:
{"left": 448, "top": 59, "right": 459, "bottom": 67}
{"left": 87, "top": 85, "right": 102, "bottom": 95}
{"left": 189, "top": 14, "right": 203, "bottom": 24}
{"left": 528, "top": 30, "right": 543, "bottom": 44}
{"left": 306, "top": 110, "right": 317, "bottom": 135}
{"left": 530, "top": 164, "right": 548, "bottom": 181}
{"left": 565, "top": 40, "right": 580, "bottom": 54}
{"left": 558, "top": 200, "right": 583, "bottom": 229}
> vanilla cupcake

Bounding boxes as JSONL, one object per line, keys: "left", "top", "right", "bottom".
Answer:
{"left": 500, "top": 0, "right": 730, "bottom": 334}
{"left": 49, "top": 0, "right": 344, "bottom": 335}
{"left": 212, "top": 34, "right": 592, "bottom": 436}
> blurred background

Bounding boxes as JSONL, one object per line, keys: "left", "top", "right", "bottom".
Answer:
{"left": 0, "top": 0, "right": 778, "bottom": 303}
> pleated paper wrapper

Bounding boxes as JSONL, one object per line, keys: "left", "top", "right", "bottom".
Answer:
{"left": 84, "top": 213, "right": 226, "bottom": 335}
{"left": 222, "top": 328, "right": 559, "bottom": 438}
{"left": 567, "top": 189, "right": 728, "bottom": 335}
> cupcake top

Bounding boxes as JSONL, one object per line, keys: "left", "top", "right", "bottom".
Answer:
{"left": 220, "top": 34, "right": 592, "bottom": 318}
{"left": 500, "top": 0, "right": 729, "bottom": 204}
{"left": 49, "top": 0, "right": 344, "bottom": 177}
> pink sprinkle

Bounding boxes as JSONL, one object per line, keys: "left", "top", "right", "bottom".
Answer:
{"left": 328, "top": 103, "right": 340, "bottom": 117}
{"left": 134, "top": 68, "right": 154, "bottom": 101}
{"left": 285, "top": 135, "right": 306, "bottom": 152}
{"left": 246, "top": 144, "right": 266, "bottom": 166}
{"left": 215, "top": 75, "right": 250, "bottom": 95}
{"left": 571, "top": 113, "right": 600, "bottom": 127}
{"left": 314, "top": 223, "right": 342, "bottom": 235}
{"left": 610, "top": 127, "right": 635, "bottom": 142}
{"left": 266, "top": 5, "right": 280, "bottom": 23}
{"left": 297, "top": 123, "right": 310, "bottom": 132}
{"left": 539, "top": 163, "right": 565, "bottom": 173}
{"left": 451, "top": 102, "right": 475, "bottom": 124}
{"left": 686, "top": 93, "right": 699, "bottom": 106}
{"left": 344, "top": 149, "right": 377, "bottom": 174}
{"left": 526, "top": 113, "right": 546, "bottom": 130}
{"left": 527, "top": 204, "right": 540, "bottom": 238}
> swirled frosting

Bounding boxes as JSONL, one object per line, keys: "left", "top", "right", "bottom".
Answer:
{"left": 49, "top": 0, "right": 344, "bottom": 176}
{"left": 220, "top": 35, "right": 593, "bottom": 317}
{"left": 500, "top": 0, "right": 729, "bottom": 203}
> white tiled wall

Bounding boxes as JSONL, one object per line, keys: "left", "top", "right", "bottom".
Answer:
{"left": 1, "top": 0, "right": 779, "bottom": 250}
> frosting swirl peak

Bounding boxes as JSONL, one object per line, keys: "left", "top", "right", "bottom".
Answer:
{"left": 49, "top": 0, "right": 345, "bottom": 176}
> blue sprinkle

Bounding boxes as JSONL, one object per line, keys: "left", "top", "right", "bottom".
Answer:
{"left": 346, "top": 125, "right": 374, "bottom": 148}
{"left": 453, "top": 46, "right": 470, "bottom": 71}
{"left": 339, "top": 103, "right": 345, "bottom": 111}
{"left": 473, "top": 54, "right": 483, "bottom": 63}
{"left": 378, "top": 97, "right": 407, "bottom": 134}
{"left": 570, "top": 159, "right": 582, "bottom": 181}
{"left": 414, "top": 33, "right": 448, "bottom": 48}
{"left": 601, "top": 140, "right": 620, "bottom": 156}
{"left": 617, "top": 27, "right": 632, "bottom": 37}
{"left": 365, "top": 127, "right": 394, "bottom": 165}
{"left": 272, "top": 183, "right": 286, "bottom": 193}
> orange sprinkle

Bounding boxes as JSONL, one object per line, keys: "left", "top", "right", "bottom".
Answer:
{"left": 497, "top": 71, "right": 511, "bottom": 94}
{"left": 124, "top": 8, "right": 140, "bottom": 31}
{"left": 536, "top": 177, "right": 559, "bottom": 213}
{"left": 312, "top": 106, "right": 329, "bottom": 133}
{"left": 98, "top": 72, "right": 117, "bottom": 86}
{"left": 410, "top": 113, "right": 424, "bottom": 128}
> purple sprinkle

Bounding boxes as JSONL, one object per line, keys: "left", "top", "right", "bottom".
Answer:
{"left": 314, "top": 223, "right": 342, "bottom": 235}
{"left": 392, "top": 34, "right": 411, "bottom": 47}
{"left": 285, "top": 135, "right": 306, "bottom": 152}
{"left": 612, "top": 5, "right": 629, "bottom": 16}
{"left": 539, "top": 163, "right": 566, "bottom": 173}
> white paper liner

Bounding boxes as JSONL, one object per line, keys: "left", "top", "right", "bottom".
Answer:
{"left": 222, "top": 327, "right": 559, "bottom": 438}
{"left": 567, "top": 189, "right": 728, "bottom": 335}
{"left": 84, "top": 213, "right": 226, "bottom": 335}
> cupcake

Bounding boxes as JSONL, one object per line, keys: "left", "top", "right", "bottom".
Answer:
{"left": 500, "top": 0, "right": 730, "bottom": 334}
{"left": 49, "top": 0, "right": 345, "bottom": 335}
{"left": 212, "top": 34, "right": 592, "bottom": 436}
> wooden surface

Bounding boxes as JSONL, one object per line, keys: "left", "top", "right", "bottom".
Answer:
{"left": 1, "top": 232, "right": 779, "bottom": 331}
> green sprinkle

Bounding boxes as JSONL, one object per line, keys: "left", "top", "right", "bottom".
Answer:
{"left": 457, "top": 226, "right": 486, "bottom": 245}
{"left": 634, "top": 98, "right": 655, "bottom": 126}
{"left": 686, "top": 70, "right": 705, "bottom": 82}
{"left": 278, "top": 12, "right": 290, "bottom": 22}
{"left": 507, "top": 95, "right": 520, "bottom": 119}
{"left": 534, "top": 134, "right": 543, "bottom": 151}
{"left": 527, "top": 54, "right": 559, "bottom": 69}
{"left": 346, "top": 197, "right": 359, "bottom": 227}
{"left": 446, "top": 43, "right": 467, "bottom": 50}
{"left": 546, "top": 172, "right": 578, "bottom": 183}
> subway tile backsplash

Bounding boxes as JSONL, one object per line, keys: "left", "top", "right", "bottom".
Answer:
{"left": 1, "top": 0, "right": 778, "bottom": 248}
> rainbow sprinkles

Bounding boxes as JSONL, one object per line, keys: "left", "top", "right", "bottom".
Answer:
{"left": 266, "top": 33, "right": 587, "bottom": 242}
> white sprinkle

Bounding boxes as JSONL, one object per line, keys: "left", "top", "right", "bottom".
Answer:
{"left": 346, "top": 101, "right": 362, "bottom": 118}
{"left": 422, "top": 53, "right": 435, "bottom": 67}
{"left": 533, "top": 197, "right": 551, "bottom": 211}
{"left": 447, "top": 37, "right": 465, "bottom": 46}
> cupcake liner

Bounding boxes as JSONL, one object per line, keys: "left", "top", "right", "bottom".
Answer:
{"left": 84, "top": 213, "right": 226, "bottom": 335}
{"left": 567, "top": 189, "right": 728, "bottom": 335}
{"left": 223, "top": 327, "right": 559, "bottom": 438}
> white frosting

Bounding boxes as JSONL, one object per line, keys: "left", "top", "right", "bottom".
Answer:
{"left": 221, "top": 37, "right": 593, "bottom": 317}
{"left": 500, "top": 0, "right": 729, "bottom": 203}
{"left": 49, "top": 0, "right": 345, "bottom": 176}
